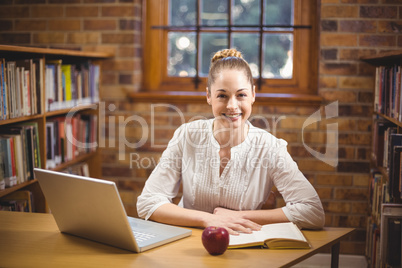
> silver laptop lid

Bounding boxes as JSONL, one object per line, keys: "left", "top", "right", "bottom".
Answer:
{"left": 34, "top": 168, "right": 140, "bottom": 252}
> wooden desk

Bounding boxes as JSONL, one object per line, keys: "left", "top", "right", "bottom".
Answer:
{"left": 0, "top": 211, "right": 354, "bottom": 268}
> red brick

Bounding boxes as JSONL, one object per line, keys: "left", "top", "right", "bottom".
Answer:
{"left": 49, "top": 20, "right": 81, "bottom": 31}
{"left": 15, "top": 0, "right": 45, "bottom": 3}
{"left": 33, "top": 32, "right": 65, "bottom": 44}
{"left": 321, "top": 5, "right": 358, "bottom": 18}
{"left": 321, "top": 49, "right": 337, "bottom": 60}
{"left": 320, "top": 90, "right": 357, "bottom": 103}
{"left": 15, "top": 19, "right": 46, "bottom": 31}
{"left": 67, "top": 32, "right": 100, "bottom": 44}
{"left": 31, "top": 6, "right": 63, "bottom": 17}
{"left": 339, "top": 77, "right": 373, "bottom": 90}
{"left": 320, "top": 62, "right": 358, "bottom": 76}
{"left": 102, "top": 33, "right": 135, "bottom": 44}
{"left": 66, "top": 6, "right": 100, "bottom": 17}
{"left": 84, "top": 19, "right": 117, "bottom": 30}
{"left": 321, "top": 20, "right": 337, "bottom": 31}
{"left": 320, "top": 33, "right": 358, "bottom": 46}
{"left": 338, "top": 147, "right": 356, "bottom": 159}
{"left": 0, "top": 6, "right": 29, "bottom": 18}
{"left": 339, "top": 48, "right": 376, "bottom": 60}
{"left": 339, "top": 20, "right": 376, "bottom": 33}
{"left": 102, "top": 6, "right": 136, "bottom": 17}
{"left": 0, "top": 20, "right": 13, "bottom": 31}
{"left": 49, "top": 0, "right": 80, "bottom": 3}
{"left": 120, "top": 19, "right": 142, "bottom": 31}
{"left": 322, "top": 201, "right": 351, "bottom": 213}
{"left": 0, "top": 33, "right": 30, "bottom": 44}
{"left": 337, "top": 161, "right": 370, "bottom": 173}
{"left": 378, "top": 20, "right": 402, "bottom": 33}
{"left": 335, "top": 188, "right": 368, "bottom": 200}
{"left": 360, "top": 5, "right": 397, "bottom": 18}
{"left": 339, "top": 104, "right": 372, "bottom": 117}
{"left": 316, "top": 174, "right": 353, "bottom": 186}
{"left": 84, "top": 0, "right": 116, "bottom": 3}
{"left": 359, "top": 34, "right": 396, "bottom": 47}
{"left": 341, "top": 0, "right": 378, "bottom": 3}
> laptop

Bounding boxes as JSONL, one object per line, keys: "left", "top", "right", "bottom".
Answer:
{"left": 33, "top": 168, "right": 192, "bottom": 253}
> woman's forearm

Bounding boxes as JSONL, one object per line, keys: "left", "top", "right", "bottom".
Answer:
{"left": 149, "top": 203, "right": 262, "bottom": 235}
{"left": 149, "top": 203, "right": 212, "bottom": 228}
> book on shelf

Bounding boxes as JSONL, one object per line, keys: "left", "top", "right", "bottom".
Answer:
{"left": 0, "top": 190, "right": 33, "bottom": 212}
{"left": 45, "top": 60, "right": 100, "bottom": 112}
{"left": 228, "top": 222, "right": 310, "bottom": 249}
{"left": 374, "top": 64, "right": 402, "bottom": 121}
{"left": 380, "top": 204, "right": 402, "bottom": 268}
{"left": 46, "top": 114, "right": 98, "bottom": 169}
{"left": 62, "top": 162, "right": 90, "bottom": 177}
{"left": 0, "top": 123, "right": 41, "bottom": 187}
{"left": 0, "top": 58, "right": 44, "bottom": 120}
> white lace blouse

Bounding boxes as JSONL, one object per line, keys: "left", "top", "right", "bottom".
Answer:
{"left": 136, "top": 119, "right": 325, "bottom": 229}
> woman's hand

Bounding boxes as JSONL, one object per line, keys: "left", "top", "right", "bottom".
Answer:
{"left": 203, "top": 207, "right": 261, "bottom": 235}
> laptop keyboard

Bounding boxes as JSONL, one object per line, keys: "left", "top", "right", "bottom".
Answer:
{"left": 133, "top": 231, "right": 156, "bottom": 243}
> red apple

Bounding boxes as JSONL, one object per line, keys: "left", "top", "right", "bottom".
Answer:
{"left": 201, "top": 226, "right": 230, "bottom": 255}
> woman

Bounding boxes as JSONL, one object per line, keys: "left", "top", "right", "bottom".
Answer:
{"left": 137, "top": 49, "right": 325, "bottom": 235}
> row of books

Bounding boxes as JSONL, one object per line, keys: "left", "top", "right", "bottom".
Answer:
{"left": 62, "top": 162, "right": 90, "bottom": 177}
{"left": 46, "top": 114, "right": 98, "bottom": 169}
{"left": 0, "top": 57, "right": 100, "bottom": 120}
{"left": 0, "top": 122, "right": 41, "bottom": 189}
{"left": 374, "top": 64, "right": 402, "bottom": 120}
{"left": 372, "top": 119, "right": 402, "bottom": 202}
{"left": 0, "top": 58, "right": 43, "bottom": 120}
{"left": 45, "top": 61, "right": 100, "bottom": 112}
{"left": 367, "top": 169, "right": 402, "bottom": 266}
{"left": 0, "top": 190, "right": 33, "bottom": 212}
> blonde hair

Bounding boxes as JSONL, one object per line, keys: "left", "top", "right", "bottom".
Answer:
{"left": 207, "top": 48, "right": 254, "bottom": 94}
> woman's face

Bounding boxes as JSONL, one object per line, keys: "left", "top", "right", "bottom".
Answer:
{"left": 207, "top": 69, "right": 255, "bottom": 130}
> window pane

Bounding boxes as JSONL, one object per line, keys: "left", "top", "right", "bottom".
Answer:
{"left": 168, "top": 32, "right": 197, "bottom": 77}
{"left": 199, "top": 33, "right": 228, "bottom": 76}
{"left": 232, "top": 33, "right": 260, "bottom": 77}
{"left": 169, "top": 0, "right": 197, "bottom": 26}
{"left": 262, "top": 34, "right": 293, "bottom": 79}
{"left": 233, "top": 0, "right": 260, "bottom": 26}
{"left": 264, "top": 0, "right": 293, "bottom": 25}
{"left": 201, "top": 0, "right": 228, "bottom": 26}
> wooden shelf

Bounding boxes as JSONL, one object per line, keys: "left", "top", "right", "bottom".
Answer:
{"left": 374, "top": 111, "right": 402, "bottom": 128}
{"left": 361, "top": 49, "right": 402, "bottom": 66}
{"left": 0, "top": 45, "right": 112, "bottom": 212}
{"left": 0, "top": 45, "right": 112, "bottom": 59}
{"left": 51, "top": 151, "right": 98, "bottom": 172}
{"left": 0, "top": 180, "right": 38, "bottom": 199}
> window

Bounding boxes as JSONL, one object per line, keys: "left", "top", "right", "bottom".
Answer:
{"left": 143, "top": 0, "right": 318, "bottom": 96}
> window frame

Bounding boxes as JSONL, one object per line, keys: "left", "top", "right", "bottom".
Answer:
{"left": 142, "top": 0, "right": 319, "bottom": 97}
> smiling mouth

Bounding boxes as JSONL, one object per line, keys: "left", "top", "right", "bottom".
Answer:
{"left": 223, "top": 113, "right": 242, "bottom": 118}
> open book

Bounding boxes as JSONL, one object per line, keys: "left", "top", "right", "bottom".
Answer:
{"left": 228, "top": 222, "right": 311, "bottom": 249}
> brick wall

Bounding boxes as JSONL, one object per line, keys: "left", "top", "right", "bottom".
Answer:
{"left": 1, "top": 0, "right": 402, "bottom": 256}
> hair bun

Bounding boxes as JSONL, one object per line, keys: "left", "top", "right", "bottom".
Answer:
{"left": 211, "top": 48, "right": 243, "bottom": 64}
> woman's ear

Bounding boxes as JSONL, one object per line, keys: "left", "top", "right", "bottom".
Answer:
{"left": 206, "top": 87, "right": 211, "bottom": 105}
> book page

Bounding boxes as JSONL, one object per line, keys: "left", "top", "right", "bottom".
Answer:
{"left": 229, "top": 222, "right": 306, "bottom": 248}
{"left": 260, "top": 222, "right": 306, "bottom": 242}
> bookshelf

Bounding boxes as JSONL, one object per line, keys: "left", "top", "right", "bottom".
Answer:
{"left": 0, "top": 45, "right": 113, "bottom": 213}
{"left": 362, "top": 50, "right": 402, "bottom": 268}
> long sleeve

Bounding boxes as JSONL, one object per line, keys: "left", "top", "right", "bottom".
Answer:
{"left": 136, "top": 124, "right": 185, "bottom": 220}
{"left": 271, "top": 142, "right": 325, "bottom": 229}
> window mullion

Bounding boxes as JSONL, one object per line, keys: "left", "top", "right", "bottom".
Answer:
{"left": 228, "top": 0, "right": 232, "bottom": 48}
{"left": 194, "top": 0, "right": 201, "bottom": 89}
{"left": 257, "top": 0, "right": 264, "bottom": 91}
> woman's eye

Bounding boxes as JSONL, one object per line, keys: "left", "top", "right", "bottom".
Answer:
{"left": 238, "top": 93, "right": 247, "bottom": 98}
{"left": 217, "top": 94, "right": 226, "bottom": 98}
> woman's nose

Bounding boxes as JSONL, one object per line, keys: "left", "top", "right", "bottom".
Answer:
{"left": 227, "top": 96, "right": 238, "bottom": 109}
